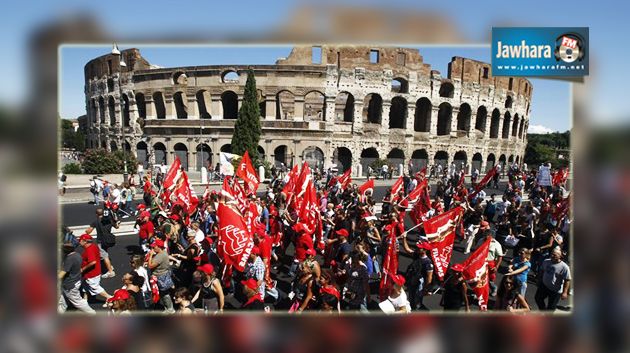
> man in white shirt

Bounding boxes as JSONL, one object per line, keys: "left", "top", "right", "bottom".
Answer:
{"left": 494, "top": 195, "right": 511, "bottom": 222}
{"left": 111, "top": 184, "right": 121, "bottom": 205}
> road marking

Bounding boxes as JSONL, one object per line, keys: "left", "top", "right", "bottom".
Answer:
{"left": 68, "top": 221, "right": 137, "bottom": 237}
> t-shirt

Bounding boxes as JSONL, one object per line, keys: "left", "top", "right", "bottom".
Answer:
{"left": 134, "top": 266, "right": 150, "bottom": 293}
{"left": 344, "top": 264, "right": 369, "bottom": 304}
{"left": 112, "top": 188, "right": 121, "bottom": 203}
{"left": 295, "top": 232, "right": 314, "bottom": 261}
{"left": 81, "top": 244, "right": 101, "bottom": 279}
{"left": 130, "top": 289, "right": 147, "bottom": 310}
{"left": 388, "top": 289, "right": 411, "bottom": 312}
{"left": 151, "top": 251, "right": 170, "bottom": 276}
{"left": 511, "top": 258, "right": 531, "bottom": 284}
{"left": 138, "top": 221, "right": 154, "bottom": 240}
{"left": 62, "top": 252, "right": 83, "bottom": 290}
{"left": 541, "top": 259, "right": 571, "bottom": 293}
{"left": 335, "top": 242, "right": 352, "bottom": 262}
{"left": 485, "top": 239, "right": 505, "bottom": 261}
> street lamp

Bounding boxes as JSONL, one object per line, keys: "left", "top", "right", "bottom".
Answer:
{"left": 112, "top": 43, "right": 128, "bottom": 183}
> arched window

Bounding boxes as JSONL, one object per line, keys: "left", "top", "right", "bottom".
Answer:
{"left": 456, "top": 103, "right": 471, "bottom": 131}
{"left": 512, "top": 114, "right": 519, "bottom": 137}
{"left": 439, "top": 82, "right": 454, "bottom": 98}
{"left": 99, "top": 97, "right": 106, "bottom": 124}
{"left": 389, "top": 97, "right": 407, "bottom": 129}
{"left": 136, "top": 93, "right": 146, "bottom": 119}
{"left": 333, "top": 147, "right": 352, "bottom": 173}
{"left": 172, "top": 71, "right": 187, "bottom": 85}
{"left": 221, "top": 70, "right": 239, "bottom": 83}
{"left": 174, "top": 143, "right": 188, "bottom": 170}
{"left": 486, "top": 153, "right": 496, "bottom": 172}
{"left": 453, "top": 151, "right": 467, "bottom": 172}
{"left": 434, "top": 151, "right": 449, "bottom": 168}
{"left": 173, "top": 92, "right": 188, "bottom": 119}
{"left": 505, "top": 95, "right": 513, "bottom": 109}
{"left": 391, "top": 77, "right": 408, "bottom": 94}
{"left": 108, "top": 96, "right": 116, "bottom": 125}
{"left": 153, "top": 92, "right": 166, "bottom": 119}
{"left": 136, "top": 141, "right": 148, "bottom": 168}
{"left": 411, "top": 149, "right": 429, "bottom": 171}
{"left": 222, "top": 91, "right": 238, "bottom": 119}
{"left": 502, "top": 112, "right": 511, "bottom": 139}
{"left": 153, "top": 142, "right": 167, "bottom": 165}
{"left": 490, "top": 109, "right": 501, "bottom": 138}
{"left": 475, "top": 106, "right": 487, "bottom": 132}
{"left": 302, "top": 146, "right": 325, "bottom": 170}
{"left": 276, "top": 90, "right": 294, "bottom": 120}
{"left": 304, "top": 91, "right": 326, "bottom": 121}
{"left": 414, "top": 97, "right": 431, "bottom": 132}
{"left": 437, "top": 103, "right": 452, "bottom": 136}
{"left": 335, "top": 92, "right": 354, "bottom": 122}
{"left": 274, "top": 145, "right": 288, "bottom": 167}
{"left": 472, "top": 153, "right": 483, "bottom": 173}
{"left": 363, "top": 93, "right": 382, "bottom": 124}
{"left": 360, "top": 148, "right": 379, "bottom": 176}
{"left": 196, "top": 90, "right": 211, "bottom": 119}
{"left": 196, "top": 144, "right": 212, "bottom": 171}
{"left": 122, "top": 94, "right": 130, "bottom": 127}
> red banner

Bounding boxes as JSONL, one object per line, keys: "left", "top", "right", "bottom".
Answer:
{"left": 406, "top": 179, "right": 428, "bottom": 204}
{"left": 409, "top": 181, "right": 432, "bottom": 225}
{"left": 379, "top": 228, "right": 399, "bottom": 300}
{"left": 162, "top": 156, "right": 182, "bottom": 191}
{"left": 338, "top": 168, "right": 352, "bottom": 190}
{"left": 552, "top": 168, "right": 569, "bottom": 186}
{"left": 217, "top": 203, "right": 254, "bottom": 272}
{"left": 172, "top": 171, "right": 199, "bottom": 216}
{"left": 552, "top": 195, "right": 571, "bottom": 223}
{"left": 236, "top": 150, "right": 260, "bottom": 194}
{"left": 459, "top": 236, "right": 491, "bottom": 311}
{"left": 468, "top": 165, "right": 498, "bottom": 201}
{"left": 414, "top": 166, "right": 427, "bottom": 182}
{"left": 390, "top": 175, "right": 404, "bottom": 202}
{"left": 358, "top": 178, "right": 375, "bottom": 199}
{"left": 423, "top": 206, "right": 464, "bottom": 281}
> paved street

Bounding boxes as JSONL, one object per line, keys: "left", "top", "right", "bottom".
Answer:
{"left": 60, "top": 177, "right": 571, "bottom": 313}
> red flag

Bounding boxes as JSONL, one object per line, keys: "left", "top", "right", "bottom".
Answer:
{"left": 468, "top": 166, "right": 498, "bottom": 201}
{"left": 244, "top": 202, "right": 260, "bottom": 235}
{"left": 406, "top": 179, "right": 428, "bottom": 204}
{"left": 338, "top": 168, "right": 352, "bottom": 190}
{"left": 327, "top": 176, "right": 338, "bottom": 188}
{"left": 162, "top": 156, "right": 182, "bottom": 191}
{"left": 390, "top": 175, "right": 404, "bottom": 201}
{"left": 296, "top": 181, "right": 320, "bottom": 236}
{"left": 292, "top": 162, "right": 312, "bottom": 210}
{"left": 379, "top": 230, "right": 399, "bottom": 300}
{"left": 459, "top": 236, "right": 492, "bottom": 311}
{"left": 217, "top": 203, "right": 255, "bottom": 272}
{"left": 172, "top": 171, "right": 199, "bottom": 216}
{"left": 409, "top": 181, "right": 431, "bottom": 225}
{"left": 552, "top": 195, "right": 571, "bottom": 223}
{"left": 457, "top": 169, "right": 466, "bottom": 188}
{"left": 423, "top": 206, "right": 464, "bottom": 281}
{"left": 358, "top": 178, "right": 375, "bottom": 199}
{"left": 236, "top": 150, "right": 260, "bottom": 194}
{"left": 552, "top": 168, "right": 569, "bottom": 186}
{"left": 415, "top": 166, "right": 427, "bottom": 181}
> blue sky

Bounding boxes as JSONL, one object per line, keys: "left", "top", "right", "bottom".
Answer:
{"left": 60, "top": 45, "right": 570, "bottom": 133}
{"left": 1, "top": 0, "right": 628, "bottom": 130}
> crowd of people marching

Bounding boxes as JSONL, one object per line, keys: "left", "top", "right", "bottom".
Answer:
{"left": 59, "top": 152, "right": 572, "bottom": 315}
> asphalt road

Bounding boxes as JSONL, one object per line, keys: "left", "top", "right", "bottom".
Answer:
{"left": 60, "top": 179, "right": 572, "bottom": 313}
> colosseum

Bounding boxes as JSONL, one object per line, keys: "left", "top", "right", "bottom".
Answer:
{"left": 83, "top": 45, "right": 530, "bottom": 177}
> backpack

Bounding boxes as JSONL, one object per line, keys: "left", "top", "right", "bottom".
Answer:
{"left": 97, "top": 219, "right": 116, "bottom": 248}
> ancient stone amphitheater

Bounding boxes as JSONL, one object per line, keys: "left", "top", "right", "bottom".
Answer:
{"left": 83, "top": 45, "right": 530, "bottom": 176}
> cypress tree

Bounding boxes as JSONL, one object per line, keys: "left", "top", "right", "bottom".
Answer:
{"left": 231, "top": 69, "right": 262, "bottom": 164}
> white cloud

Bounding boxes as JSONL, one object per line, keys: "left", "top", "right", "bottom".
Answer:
{"left": 528, "top": 124, "right": 555, "bottom": 134}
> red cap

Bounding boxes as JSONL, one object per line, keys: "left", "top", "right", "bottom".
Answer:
{"left": 335, "top": 204, "right": 343, "bottom": 210}
{"left": 197, "top": 263, "right": 214, "bottom": 275}
{"left": 480, "top": 221, "right": 490, "bottom": 230}
{"left": 241, "top": 278, "right": 258, "bottom": 291}
{"left": 451, "top": 263, "right": 464, "bottom": 272}
{"left": 79, "top": 234, "right": 93, "bottom": 242}
{"left": 335, "top": 229, "right": 349, "bottom": 238}
{"left": 112, "top": 203, "right": 119, "bottom": 210}
{"left": 305, "top": 248, "right": 316, "bottom": 256}
{"left": 320, "top": 285, "right": 340, "bottom": 299}
{"left": 107, "top": 289, "right": 130, "bottom": 303}
{"left": 170, "top": 214, "right": 180, "bottom": 222}
{"left": 416, "top": 242, "right": 432, "bottom": 250}
{"left": 140, "top": 211, "right": 151, "bottom": 219}
{"left": 151, "top": 239, "right": 165, "bottom": 248}
{"left": 250, "top": 246, "right": 260, "bottom": 256}
{"left": 137, "top": 204, "right": 146, "bottom": 210}
{"left": 392, "top": 274, "right": 406, "bottom": 286}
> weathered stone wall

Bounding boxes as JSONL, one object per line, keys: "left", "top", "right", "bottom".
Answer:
{"left": 83, "top": 46, "right": 529, "bottom": 175}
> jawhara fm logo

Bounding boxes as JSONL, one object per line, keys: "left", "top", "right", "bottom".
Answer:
{"left": 554, "top": 33, "right": 585, "bottom": 64}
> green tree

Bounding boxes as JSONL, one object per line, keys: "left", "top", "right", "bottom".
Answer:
{"left": 82, "top": 148, "right": 137, "bottom": 174}
{"left": 231, "top": 69, "right": 261, "bottom": 164}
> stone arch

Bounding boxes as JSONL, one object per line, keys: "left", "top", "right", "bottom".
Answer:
{"left": 196, "top": 90, "right": 212, "bottom": 119}
{"left": 304, "top": 90, "right": 326, "bottom": 121}
{"left": 136, "top": 141, "right": 148, "bottom": 168}
{"left": 122, "top": 94, "right": 131, "bottom": 127}
{"left": 499, "top": 154, "right": 507, "bottom": 173}
{"left": 518, "top": 119, "right": 525, "bottom": 139}
{"left": 222, "top": 91, "right": 238, "bottom": 119}
{"left": 439, "top": 82, "right": 454, "bottom": 98}
{"left": 389, "top": 96, "right": 407, "bottom": 129}
{"left": 333, "top": 147, "right": 352, "bottom": 172}
{"left": 221, "top": 70, "right": 239, "bottom": 83}
{"left": 99, "top": 96, "right": 106, "bottom": 124}
{"left": 505, "top": 95, "right": 513, "bottom": 109}
{"left": 414, "top": 97, "right": 431, "bottom": 132}
{"left": 172, "top": 71, "right": 187, "bottom": 85}
{"left": 486, "top": 153, "right": 496, "bottom": 172}
{"left": 173, "top": 92, "right": 188, "bottom": 119}
{"left": 502, "top": 112, "right": 511, "bottom": 139}
{"left": 363, "top": 93, "right": 382, "bottom": 124}
{"left": 387, "top": 148, "right": 405, "bottom": 173}
{"left": 153, "top": 92, "right": 166, "bottom": 119}
{"left": 274, "top": 145, "right": 289, "bottom": 167}
{"left": 360, "top": 147, "right": 379, "bottom": 176}
{"left": 123, "top": 141, "right": 131, "bottom": 152}
{"left": 456, "top": 103, "right": 472, "bottom": 131}
{"left": 475, "top": 106, "right": 487, "bottom": 132}
{"left": 434, "top": 151, "right": 449, "bottom": 168}
{"left": 196, "top": 143, "right": 212, "bottom": 171}
{"left": 508, "top": 155, "right": 514, "bottom": 164}
{"left": 174, "top": 143, "right": 189, "bottom": 170}
{"left": 516, "top": 155, "right": 520, "bottom": 165}
{"left": 490, "top": 108, "right": 501, "bottom": 138}
{"left": 453, "top": 151, "right": 467, "bottom": 172}
{"left": 411, "top": 149, "right": 429, "bottom": 171}
{"left": 136, "top": 93, "right": 146, "bottom": 119}
{"left": 302, "top": 146, "right": 325, "bottom": 171}
{"left": 335, "top": 91, "right": 354, "bottom": 122}
{"left": 220, "top": 144, "right": 232, "bottom": 153}
{"left": 257, "top": 146, "right": 266, "bottom": 162}
{"left": 257, "top": 90, "right": 266, "bottom": 118}
{"left": 472, "top": 153, "right": 483, "bottom": 173}
{"left": 437, "top": 102, "right": 452, "bottom": 136}
{"left": 276, "top": 90, "right": 294, "bottom": 120}
{"left": 108, "top": 96, "right": 116, "bottom": 125}
{"left": 512, "top": 114, "right": 519, "bottom": 137}
{"left": 391, "top": 77, "right": 409, "bottom": 94}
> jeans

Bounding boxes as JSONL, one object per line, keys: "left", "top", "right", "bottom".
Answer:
{"left": 518, "top": 280, "right": 528, "bottom": 297}
{"left": 160, "top": 293, "right": 175, "bottom": 313}
{"left": 58, "top": 281, "right": 96, "bottom": 314}
{"left": 535, "top": 284, "right": 561, "bottom": 311}
{"left": 409, "top": 277, "right": 425, "bottom": 310}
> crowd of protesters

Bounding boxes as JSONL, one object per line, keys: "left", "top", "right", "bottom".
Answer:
{"left": 59, "top": 157, "right": 571, "bottom": 315}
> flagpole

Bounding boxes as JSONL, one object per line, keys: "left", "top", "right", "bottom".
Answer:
{"left": 399, "top": 222, "right": 424, "bottom": 238}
